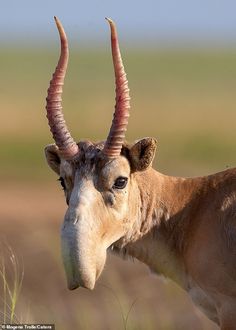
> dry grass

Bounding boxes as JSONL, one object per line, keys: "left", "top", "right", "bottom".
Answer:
{"left": 0, "top": 246, "right": 24, "bottom": 323}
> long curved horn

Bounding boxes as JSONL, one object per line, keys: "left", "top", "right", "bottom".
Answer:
{"left": 46, "top": 16, "right": 79, "bottom": 160}
{"left": 103, "top": 18, "right": 131, "bottom": 158}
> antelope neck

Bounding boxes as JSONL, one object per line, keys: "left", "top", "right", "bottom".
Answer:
{"left": 119, "top": 169, "right": 206, "bottom": 287}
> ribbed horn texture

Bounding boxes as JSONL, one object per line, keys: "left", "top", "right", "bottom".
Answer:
{"left": 46, "top": 16, "right": 79, "bottom": 160}
{"left": 103, "top": 18, "right": 131, "bottom": 158}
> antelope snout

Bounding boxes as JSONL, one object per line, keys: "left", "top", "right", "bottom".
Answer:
{"left": 61, "top": 214, "right": 105, "bottom": 291}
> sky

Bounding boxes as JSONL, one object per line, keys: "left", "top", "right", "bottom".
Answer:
{"left": 1, "top": 0, "right": 236, "bottom": 47}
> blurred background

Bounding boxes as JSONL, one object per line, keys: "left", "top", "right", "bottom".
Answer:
{"left": 0, "top": 0, "right": 236, "bottom": 329}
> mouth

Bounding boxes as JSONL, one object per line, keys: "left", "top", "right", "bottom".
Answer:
{"left": 67, "top": 274, "right": 96, "bottom": 291}
{"left": 108, "top": 243, "right": 122, "bottom": 255}
{"left": 108, "top": 243, "right": 115, "bottom": 251}
{"left": 108, "top": 242, "right": 129, "bottom": 260}
{"left": 108, "top": 243, "right": 119, "bottom": 253}
{"left": 68, "top": 282, "right": 80, "bottom": 290}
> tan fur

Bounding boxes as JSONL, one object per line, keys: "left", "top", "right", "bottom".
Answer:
{"left": 45, "top": 139, "right": 236, "bottom": 329}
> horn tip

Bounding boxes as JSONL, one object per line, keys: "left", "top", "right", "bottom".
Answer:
{"left": 54, "top": 16, "right": 62, "bottom": 30}
{"left": 105, "top": 17, "right": 114, "bottom": 25}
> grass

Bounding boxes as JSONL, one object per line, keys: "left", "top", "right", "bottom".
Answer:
{"left": 0, "top": 246, "right": 24, "bottom": 323}
{"left": 98, "top": 283, "right": 140, "bottom": 330}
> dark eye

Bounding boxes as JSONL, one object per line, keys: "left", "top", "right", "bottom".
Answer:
{"left": 58, "top": 177, "right": 66, "bottom": 191}
{"left": 113, "top": 177, "right": 128, "bottom": 189}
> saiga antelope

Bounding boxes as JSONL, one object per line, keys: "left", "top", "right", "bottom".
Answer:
{"left": 44, "top": 17, "right": 236, "bottom": 329}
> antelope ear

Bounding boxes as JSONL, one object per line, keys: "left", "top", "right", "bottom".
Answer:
{"left": 129, "top": 137, "right": 157, "bottom": 172}
{"left": 44, "top": 144, "right": 61, "bottom": 175}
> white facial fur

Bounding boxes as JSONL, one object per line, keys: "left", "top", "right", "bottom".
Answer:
{"left": 59, "top": 154, "right": 133, "bottom": 289}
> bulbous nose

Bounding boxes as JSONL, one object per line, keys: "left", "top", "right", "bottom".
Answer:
{"left": 61, "top": 178, "right": 106, "bottom": 291}
{"left": 61, "top": 216, "right": 97, "bottom": 291}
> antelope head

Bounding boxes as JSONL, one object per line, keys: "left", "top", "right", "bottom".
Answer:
{"left": 45, "top": 17, "right": 157, "bottom": 290}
